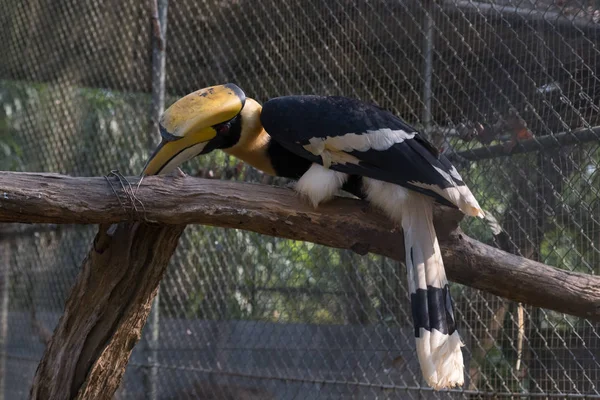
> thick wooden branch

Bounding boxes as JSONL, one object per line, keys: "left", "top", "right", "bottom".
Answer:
{"left": 1, "top": 171, "right": 599, "bottom": 321}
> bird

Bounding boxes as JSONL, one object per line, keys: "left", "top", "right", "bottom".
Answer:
{"left": 143, "top": 83, "right": 484, "bottom": 390}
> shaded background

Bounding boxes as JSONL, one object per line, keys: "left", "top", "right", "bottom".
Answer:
{"left": 1, "top": 0, "right": 599, "bottom": 398}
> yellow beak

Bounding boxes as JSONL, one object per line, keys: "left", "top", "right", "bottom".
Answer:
{"left": 142, "top": 83, "right": 246, "bottom": 176}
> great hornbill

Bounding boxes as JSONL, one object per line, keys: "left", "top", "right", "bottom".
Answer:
{"left": 144, "top": 84, "right": 483, "bottom": 390}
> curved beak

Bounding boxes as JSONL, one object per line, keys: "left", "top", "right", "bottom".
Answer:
{"left": 142, "top": 83, "right": 246, "bottom": 176}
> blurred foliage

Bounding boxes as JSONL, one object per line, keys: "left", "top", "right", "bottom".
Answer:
{"left": 0, "top": 81, "right": 24, "bottom": 170}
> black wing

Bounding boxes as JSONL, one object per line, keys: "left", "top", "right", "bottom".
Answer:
{"left": 260, "top": 95, "right": 464, "bottom": 208}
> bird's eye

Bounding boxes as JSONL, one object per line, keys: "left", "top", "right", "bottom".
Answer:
{"left": 215, "top": 115, "right": 239, "bottom": 136}
{"left": 216, "top": 123, "right": 229, "bottom": 135}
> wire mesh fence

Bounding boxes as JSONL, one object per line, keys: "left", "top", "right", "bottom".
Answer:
{"left": 1, "top": 0, "right": 599, "bottom": 398}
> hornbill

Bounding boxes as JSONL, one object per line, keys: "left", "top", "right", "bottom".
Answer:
{"left": 143, "top": 84, "right": 483, "bottom": 390}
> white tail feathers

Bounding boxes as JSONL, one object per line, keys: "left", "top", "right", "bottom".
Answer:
{"left": 416, "top": 330, "right": 464, "bottom": 389}
{"left": 298, "top": 173, "right": 467, "bottom": 390}
{"left": 364, "top": 178, "right": 465, "bottom": 390}
{"left": 402, "top": 193, "right": 464, "bottom": 390}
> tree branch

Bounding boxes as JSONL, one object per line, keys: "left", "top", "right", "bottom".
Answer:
{"left": 450, "top": 126, "right": 600, "bottom": 162}
{"left": 1, "top": 171, "right": 599, "bottom": 320}
{"left": 443, "top": 0, "right": 600, "bottom": 33}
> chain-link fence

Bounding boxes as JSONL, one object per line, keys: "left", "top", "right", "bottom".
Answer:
{"left": 1, "top": 0, "right": 600, "bottom": 398}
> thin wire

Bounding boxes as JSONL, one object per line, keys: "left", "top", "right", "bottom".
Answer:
{"left": 103, "top": 169, "right": 148, "bottom": 222}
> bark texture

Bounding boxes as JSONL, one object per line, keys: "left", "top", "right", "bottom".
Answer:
{"left": 0, "top": 170, "right": 597, "bottom": 399}
{"left": 1, "top": 172, "right": 599, "bottom": 320}
{"left": 29, "top": 222, "right": 185, "bottom": 399}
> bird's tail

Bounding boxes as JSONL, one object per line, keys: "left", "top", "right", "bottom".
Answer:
{"left": 402, "top": 193, "right": 464, "bottom": 390}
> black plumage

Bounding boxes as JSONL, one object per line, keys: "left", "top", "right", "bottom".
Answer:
{"left": 260, "top": 95, "right": 463, "bottom": 208}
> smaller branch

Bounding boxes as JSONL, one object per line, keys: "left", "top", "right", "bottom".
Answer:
{"left": 443, "top": 0, "right": 600, "bottom": 32}
{"left": 450, "top": 126, "right": 600, "bottom": 162}
{"left": 515, "top": 303, "right": 524, "bottom": 372}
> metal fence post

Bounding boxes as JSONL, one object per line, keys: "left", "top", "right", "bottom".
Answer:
{"left": 422, "top": 0, "right": 434, "bottom": 133}
{"left": 149, "top": 0, "right": 169, "bottom": 150}
{"left": 147, "top": 292, "right": 161, "bottom": 400}
{"left": 146, "top": 1, "right": 169, "bottom": 399}
{"left": 0, "top": 236, "right": 11, "bottom": 400}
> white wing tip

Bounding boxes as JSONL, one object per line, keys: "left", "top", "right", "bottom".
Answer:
{"left": 455, "top": 186, "right": 484, "bottom": 218}
{"left": 465, "top": 205, "right": 485, "bottom": 219}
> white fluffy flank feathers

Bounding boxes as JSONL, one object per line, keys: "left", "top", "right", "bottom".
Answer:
{"left": 295, "top": 163, "right": 348, "bottom": 207}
